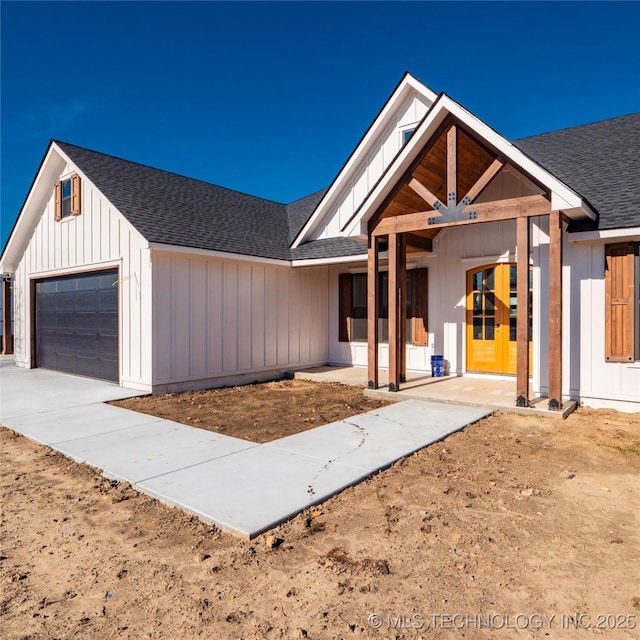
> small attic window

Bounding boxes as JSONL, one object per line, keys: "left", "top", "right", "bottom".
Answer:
{"left": 61, "top": 179, "right": 72, "bottom": 217}
{"left": 401, "top": 128, "right": 415, "bottom": 146}
{"left": 54, "top": 174, "right": 81, "bottom": 221}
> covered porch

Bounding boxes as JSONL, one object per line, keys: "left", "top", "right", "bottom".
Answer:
{"left": 356, "top": 114, "right": 571, "bottom": 411}
{"left": 293, "top": 365, "right": 577, "bottom": 418}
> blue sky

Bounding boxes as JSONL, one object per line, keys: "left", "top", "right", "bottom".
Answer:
{"left": 2, "top": 1, "right": 639, "bottom": 249}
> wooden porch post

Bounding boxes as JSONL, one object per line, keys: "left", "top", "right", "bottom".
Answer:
{"left": 2, "top": 277, "right": 12, "bottom": 355}
{"left": 367, "top": 235, "right": 379, "bottom": 389}
{"left": 548, "top": 211, "right": 563, "bottom": 410}
{"left": 399, "top": 234, "right": 407, "bottom": 383}
{"left": 516, "top": 216, "right": 530, "bottom": 406}
{"left": 388, "top": 232, "right": 400, "bottom": 391}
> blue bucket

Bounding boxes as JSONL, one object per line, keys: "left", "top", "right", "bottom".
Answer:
{"left": 431, "top": 355, "right": 444, "bottom": 378}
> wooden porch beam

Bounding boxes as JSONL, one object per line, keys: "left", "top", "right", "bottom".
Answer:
{"left": 516, "top": 216, "right": 530, "bottom": 407}
{"left": 388, "top": 233, "right": 400, "bottom": 392}
{"left": 367, "top": 117, "right": 454, "bottom": 235}
{"left": 447, "top": 125, "right": 457, "bottom": 205}
{"left": 408, "top": 178, "right": 442, "bottom": 210}
{"left": 462, "top": 194, "right": 551, "bottom": 220}
{"left": 548, "top": 211, "right": 563, "bottom": 410}
{"left": 463, "top": 158, "right": 504, "bottom": 203}
{"left": 405, "top": 233, "right": 433, "bottom": 252}
{"left": 372, "top": 195, "right": 551, "bottom": 236}
{"left": 367, "top": 236, "right": 379, "bottom": 389}
{"left": 372, "top": 212, "right": 432, "bottom": 236}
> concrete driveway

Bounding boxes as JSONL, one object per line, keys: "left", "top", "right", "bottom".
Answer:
{"left": 1, "top": 363, "right": 491, "bottom": 537}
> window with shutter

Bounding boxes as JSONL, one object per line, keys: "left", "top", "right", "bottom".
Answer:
{"left": 605, "top": 242, "right": 637, "bottom": 362}
{"left": 54, "top": 174, "right": 81, "bottom": 220}
{"left": 71, "top": 174, "right": 82, "bottom": 215}
{"left": 54, "top": 181, "right": 62, "bottom": 221}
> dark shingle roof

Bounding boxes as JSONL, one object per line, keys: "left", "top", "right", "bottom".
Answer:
{"left": 285, "top": 188, "right": 327, "bottom": 244}
{"left": 57, "top": 141, "right": 365, "bottom": 261}
{"left": 515, "top": 113, "right": 640, "bottom": 231}
{"left": 291, "top": 237, "right": 367, "bottom": 260}
{"left": 56, "top": 114, "right": 639, "bottom": 263}
{"left": 56, "top": 141, "right": 295, "bottom": 260}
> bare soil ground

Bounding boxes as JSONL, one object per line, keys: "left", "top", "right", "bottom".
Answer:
{"left": 112, "top": 379, "right": 392, "bottom": 443}
{"left": 2, "top": 405, "right": 639, "bottom": 640}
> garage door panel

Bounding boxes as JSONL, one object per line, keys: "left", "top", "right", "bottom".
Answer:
{"left": 35, "top": 270, "right": 119, "bottom": 383}
{"left": 98, "top": 288, "right": 118, "bottom": 307}
{"left": 76, "top": 290, "right": 99, "bottom": 310}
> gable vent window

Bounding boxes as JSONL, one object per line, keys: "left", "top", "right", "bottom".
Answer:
{"left": 402, "top": 128, "right": 415, "bottom": 146}
{"left": 54, "top": 174, "right": 81, "bottom": 221}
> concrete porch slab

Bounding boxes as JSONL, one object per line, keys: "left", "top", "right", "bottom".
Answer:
{"left": 293, "top": 365, "right": 576, "bottom": 419}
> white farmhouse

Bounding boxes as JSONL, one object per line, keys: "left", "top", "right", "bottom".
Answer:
{"left": 2, "top": 74, "right": 638, "bottom": 412}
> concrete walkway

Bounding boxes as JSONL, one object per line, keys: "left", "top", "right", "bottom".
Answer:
{"left": 0, "top": 363, "right": 491, "bottom": 537}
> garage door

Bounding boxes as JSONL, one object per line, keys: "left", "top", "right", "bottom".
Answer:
{"left": 35, "top": 270, "right": 119, "bottom": 382}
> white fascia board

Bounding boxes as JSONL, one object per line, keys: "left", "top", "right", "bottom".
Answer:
{"left": 569, "top": 226, "right": 640, "bottom": 244}
{"left": 148, "top": 243, "right": 291, "bottom": 266}
{"left": 1, "top": 142, "right": 151, "bottom": 276}
{"left": 52, "top": 143, "right": 149, "bottom": 248}
{"left": 291, "top": 254, "right": 368, "bottom": 268}
{"left": 290, "top": 73, "right": 437, "bottom": 249}
{"left": 343, "top": 94, "right": 597, "bottom": 238}
{"left": 342, "top": 95, "right": 450, "bottom": 238}
{"left": 0, "top": 144, "right": 63, "bottom": 273}
{"left": 441, "top": 97, "right": 594, "bottom": 220}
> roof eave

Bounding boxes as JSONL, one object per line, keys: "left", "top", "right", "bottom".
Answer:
{"left": 290, "top": 73, "right": 437, "bottom": 249}
{"left": 342, "top": 94, "right": 597, "bottom": 239}
{"left": 1, "top": 142, "right": 61, "bottom": 273}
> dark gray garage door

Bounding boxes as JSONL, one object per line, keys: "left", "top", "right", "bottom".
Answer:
{"left": 35, "top": 270, "right": 119, "bottom": 382}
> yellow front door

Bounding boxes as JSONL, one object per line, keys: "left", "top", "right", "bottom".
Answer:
{"left": 466, "top": 264, "right": 532, "bottom": 375}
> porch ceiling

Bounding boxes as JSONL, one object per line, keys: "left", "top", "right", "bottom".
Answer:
{"left": 372, "top": 117, "right": 551, "bottom": 235}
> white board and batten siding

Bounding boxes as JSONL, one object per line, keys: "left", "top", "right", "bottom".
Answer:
{"left": 565, "top": 237, "right": 640, "bottom": 410}
{"left": 152, "top": 252, "right": 329, "bottom": 391}
{"left": 11, "top": 161, "right": 152, "bottom": 389}
{"left": 311, "top": 90, "right": 433, "bottom": 241}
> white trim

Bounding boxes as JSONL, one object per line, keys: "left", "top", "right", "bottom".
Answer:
{"left": 291, "top": 254, "right": 368, "bottom": 268}
{"left": 341, "top": 93, "right": 596, "bottom": 239}
{"left": 27, "top": 259, "right": 122, "bottom": 280}
{"left": 569, "top": 226, "right": 640, "bottom": 244}
{"left": 0, "top": 142, "right": 148, "bottom": 274}
{"left": 148, "top": 242, "right": 291, "bottom": 266}
{"left": 1, "top": 146, "right": 63, "bottom": 272}
{"left": 291, "top": 73, "right": 437, "bottom": 249}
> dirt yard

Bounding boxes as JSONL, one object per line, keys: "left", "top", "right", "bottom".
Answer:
{"left": 113, "top": 379, "right": 392, "bottom": 443}
{"left": 1, "top": 403, "right": 639, "bottom": 640}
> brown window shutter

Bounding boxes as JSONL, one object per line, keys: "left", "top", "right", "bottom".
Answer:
{"left": 339, "top": 273, "right": 352, "bottom": 342}
{"left": 411, "top": 268, "right": 428, "bottom": 346}
{"left": 605, "top": 242, "right": 636, "bottom": 362}
{"left": 71, "top": 174, "right": 81, "bottom": 215}
{"left": 54, "top": 181, "right": 62, "bottom": 221}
